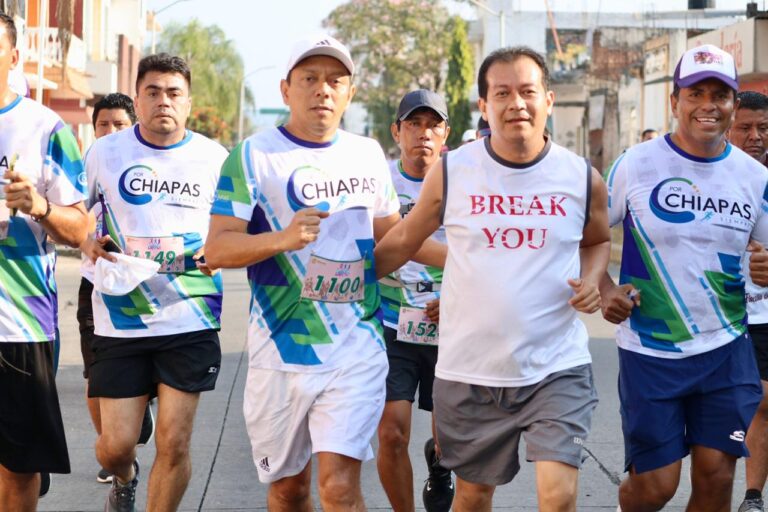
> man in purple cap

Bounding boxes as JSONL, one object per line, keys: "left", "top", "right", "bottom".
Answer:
{"left": 601, "top": 44, "right": 768, "bottom": 511}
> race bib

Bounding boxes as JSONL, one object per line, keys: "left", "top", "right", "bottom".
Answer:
{"left": 301, "top": 254, "right": 365, "bottom": 303}
{"left": 125, "top": 236, "right": 185, "bottom": 273}
{"left": 397, "top": 306, "right": 439, "bottom": 346}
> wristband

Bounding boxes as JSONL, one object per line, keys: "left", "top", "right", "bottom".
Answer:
{"left": 31, "top": 199, "right": 51, "bottom": 223}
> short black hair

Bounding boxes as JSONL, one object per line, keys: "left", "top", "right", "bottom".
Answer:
{"left": 478, "top": 46, "right": 550, "bottom": 100}
{"left": 641, "top": 128, "right": 658, "bottom": 138}
{"left": 136, "top": 53, "right": 191, "bottom": 93}
{"left": 0, "top": 12, "right": 17, "bottom": 47}
{"left": 92, "top": 93, "right": 136, "bottom": 127}
{"left": 737, "top": 91, "right": 768, "bottom": 111}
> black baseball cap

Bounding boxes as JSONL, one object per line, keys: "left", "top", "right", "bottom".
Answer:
{"left": 396, "top": 89, "right": 449, "bottom": 122}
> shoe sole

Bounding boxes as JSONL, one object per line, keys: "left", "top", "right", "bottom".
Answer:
{"left": 96, "top": 475, "right": 113, "bottom": 484}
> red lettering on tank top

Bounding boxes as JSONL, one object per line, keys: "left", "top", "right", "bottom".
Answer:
{"left": 470, "top": 195, "right": 485, "bottom": 214}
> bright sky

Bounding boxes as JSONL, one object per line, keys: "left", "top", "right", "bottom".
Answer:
{"left": 146, "top": 0, "right": 761, "bottom": 109}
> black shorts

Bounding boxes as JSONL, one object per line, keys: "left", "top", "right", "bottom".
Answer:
{"left": 0, "top": 342, "right": 70, "bottom": 473}
{"left": 749, "top": 323, "right": 768, "bottom": 381}
{"left": 384, "top": 326, "right": 438, "bottom": 411}
{"left": 88, "top": 329, "right": 221, "bottom": 399}
{"left": 77, "top": 277, "right": 95, "bottom": 379}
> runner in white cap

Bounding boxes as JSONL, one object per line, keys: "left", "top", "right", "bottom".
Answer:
{"left": 602, "top": 44, "right": 768, "bottom": 511}
{"left": 205, "top": 34, "right": 445, "bottom": 511}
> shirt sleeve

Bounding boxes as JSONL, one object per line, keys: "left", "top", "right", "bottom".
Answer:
{"left": 45, "top": 121, "right": 86, "bottom": 206}
{"left": 605, "top": 150, "right": 629, "bottom": 228}
{"left": 211, "top": 141, "right": 257, "bottom": 222}
{"left": 372, "top": 143, "right": 400, "bottom": 218}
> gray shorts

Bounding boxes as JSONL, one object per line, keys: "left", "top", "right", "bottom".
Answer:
{"left": 433, "top": 364, "right": 598, "bottom": 486}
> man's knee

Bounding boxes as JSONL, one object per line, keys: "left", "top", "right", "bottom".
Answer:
{"left": 96, "top": 433, "right": 136, "bottom": 467}
{"left": 155, "top": 428, "right": 192, "bottom": 463}
{"left": 691, "top": 458, "right": 735, "bottom": 493}
{"left": 318, "top": 472, "right": 359, "bottom": 506}
{"left": 620, "top": 472, "right": 677, "bottom": 510}
{"left": 377, "top": 417, "right": 409, "bottom": 453}
{"left": 270, "top": 475, "right": 311, "bottom": 506}
{"left": 538, "top": 480, "right": 577, "bottom": 509}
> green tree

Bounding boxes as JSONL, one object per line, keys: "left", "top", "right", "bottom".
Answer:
{"left": 445, "top": 16, "right": 474, "bottom": 148}
{"left": 156, "top": 20, "right": 253, "bottom": 146}
{"left": 324, "top": 0, "right": 452, "bottom": 150}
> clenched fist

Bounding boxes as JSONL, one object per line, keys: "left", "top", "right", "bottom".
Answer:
{"left": 281, "top": 207, "right": 330, "bottom": 251}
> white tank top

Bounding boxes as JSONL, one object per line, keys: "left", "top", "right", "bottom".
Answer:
{"left": 437, "top": 137, "right": 592, "bottom": 387}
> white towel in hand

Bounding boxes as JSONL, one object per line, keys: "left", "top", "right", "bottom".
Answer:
{"left": 94, "top": 253, "right": 160, "bottom": 295}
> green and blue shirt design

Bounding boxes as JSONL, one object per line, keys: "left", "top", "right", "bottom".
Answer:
{"left": 0, "top": 96, "right": 86, "bottom": 342}
{"left": 211, "top": 126, "right": 399, "bottom": 372}
{"left": 85, "top": 126, "right": 227, "bottom": 337}
{"left": 380, "top": 160, "right": 445, "bottom": 330}
{"left": 606, "top": 134, "right": 768, "bottom": 358}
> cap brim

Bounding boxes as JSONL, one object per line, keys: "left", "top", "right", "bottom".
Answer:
{"left": 397, "top": 105, "right": 449, "bottom": 122}
{"left": 289, "top": 48, "right": 354, "bottom": 77}
{"left": 675, "top": 70, "right": 738, "bottom": 91}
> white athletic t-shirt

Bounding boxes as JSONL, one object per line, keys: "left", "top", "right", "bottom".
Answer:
{"left": 379, "top": 160, "right": 445, "bottom": 330}
{"left": 437, "top": 137, "right": 592, "bottom": 387}
{"left": 85, "top": 125, "right": 228, "bottom": 337}
{"left": 0, "top": 96, "right": 86, "bottom": 342}
{"left": 210, "top": 126, "right": 400, "bottom": 372}
{"left": 606, "top": 134, "right": 768, "bottom": 358}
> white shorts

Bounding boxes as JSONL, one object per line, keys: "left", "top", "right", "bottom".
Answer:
{"left": 243, "top": 351, "right": 388, "bottom": 483}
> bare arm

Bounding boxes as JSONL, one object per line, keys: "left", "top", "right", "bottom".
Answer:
{"left": 568, "top": 168, "right": 611, "bottom": 313}
{"left": 4, "top": 170, "right": 88, "bottom": 247}
{"left": 374, "top": 158, "right": 445, "bottom": 278}
{"left": 204, "top": 208, "right": 328, "bottom": 270}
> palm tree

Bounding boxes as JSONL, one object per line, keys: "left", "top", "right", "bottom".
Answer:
{"left": 57, "top": 0, "right": 74, "bottom": 79}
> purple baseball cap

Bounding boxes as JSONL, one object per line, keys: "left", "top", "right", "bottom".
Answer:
{"left": 673, "top": 44, "right": 738, "bottom": 91}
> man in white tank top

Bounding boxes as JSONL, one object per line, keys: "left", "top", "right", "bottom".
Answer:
{"left": 375, "top": 47, "right": 610, "bottom": 511}
{"left": 727, "top": 90, "right": 768, "bottom": 512}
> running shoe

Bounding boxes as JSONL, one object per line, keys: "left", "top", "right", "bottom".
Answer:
{"left": 137, "top": 403, "right": 154, "bottom": 446}
{"left": 739, "top": 497, "right": 765, "bottom": 512}
{"left": 97, "top": 467, "right": 113, "bottom": 484}
{"left": 422, "top": 438, "right": 454, "bottom": 512}
{"left": 104, "top": 460, "right": 139, "bottom": 512}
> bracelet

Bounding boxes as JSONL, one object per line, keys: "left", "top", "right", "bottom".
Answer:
{"left": 31, "top": 199, "right": 52, "bottom": 223}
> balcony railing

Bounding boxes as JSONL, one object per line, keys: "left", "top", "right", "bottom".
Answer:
{"left": 24, "top": 27, "right": 87, "bottom": 72}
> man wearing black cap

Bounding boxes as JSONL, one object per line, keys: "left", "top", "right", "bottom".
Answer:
{"left": 601, "top": 44, "right": 768, "bottom": 511}
{"left": 377, "top": 89, "right": 453, "bottom": 512}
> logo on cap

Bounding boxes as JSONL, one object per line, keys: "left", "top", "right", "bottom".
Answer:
{"left": 693, "top": 51, "right": 723, "bottom": 65}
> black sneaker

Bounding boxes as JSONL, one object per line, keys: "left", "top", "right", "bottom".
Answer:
{"left": 422, "top": 438, "right": 454, "bottom": 512}
{"left": 38, "top": 472, "right": 50, "bottom": 497}
{"left": 137, "top": 403, "right": 154, "bottom": 446}
{"left": 97, "top": 467, "right": 113, "bottom": 484}
{"left": 104, "top": 460, "right": 139, "bottom": 512}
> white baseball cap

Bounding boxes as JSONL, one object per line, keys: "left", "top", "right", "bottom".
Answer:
{"left": 674, "top": 44, "right": 738, "bottom": 91}
{"left": 285, "top": 34, "right": 355, "bottom": 78}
